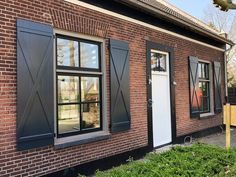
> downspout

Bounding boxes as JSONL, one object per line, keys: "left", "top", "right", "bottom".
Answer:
{"left": 224, "top": 43, "right": 234, "bottom": 103}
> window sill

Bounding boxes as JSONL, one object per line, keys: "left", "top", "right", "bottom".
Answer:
{"left": 54, "top": 131, "right": 111, "bottom": 149}
{"left": 199, "top": 112, "right": 215, "bottom": 119}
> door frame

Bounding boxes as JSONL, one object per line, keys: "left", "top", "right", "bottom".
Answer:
{"left": 146, "top": 41, "right": 176, "bottom": 149}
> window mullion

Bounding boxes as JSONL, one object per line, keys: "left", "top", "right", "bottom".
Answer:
{"left": 58, "top": 102, "right": 80, "bottom": 106}
{"left": 56, "top": 69, "right": 103, "bottom": 76}
{"left": 79, "top": 76, "right": 82, "bottom": 131}
{"left": 80, "top": 101, "right": 101, "bottom": 104}
{"left": 78, "top": 40, "right": 81, "bottom": 68}
{"left": 199, "top": 79, "right": 210, "bottom": 82}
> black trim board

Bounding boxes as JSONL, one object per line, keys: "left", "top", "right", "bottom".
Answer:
{"left": 173, "top": 125, "right": 224, "bottom": 144}
{"left": 146, "top": 41, "right": 177, "bottom": 149}
{"left": 43, "top": 146, "right": 149, "bottom": 177}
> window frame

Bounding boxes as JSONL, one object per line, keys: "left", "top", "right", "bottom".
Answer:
{"left": 198, "top": 60, "right": 214, "bottom": 117}
{"left": 54, "top": 31, "right": 106, "bottom": 139}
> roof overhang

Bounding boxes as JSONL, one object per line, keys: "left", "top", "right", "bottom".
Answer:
{"left": 114, "top": 0, "right": 234, "bottom": 46}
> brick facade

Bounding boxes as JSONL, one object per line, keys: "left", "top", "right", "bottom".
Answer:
{"left": 0, "top": 0, "right": 224, "bottom": 176}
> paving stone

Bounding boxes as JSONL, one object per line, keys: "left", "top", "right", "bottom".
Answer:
{"left": 196, "top": 128, "right": 236, "bottom": 148}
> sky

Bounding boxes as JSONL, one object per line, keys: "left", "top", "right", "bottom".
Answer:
{"left": 166, "top": 0, "right": 212, "bottom": 20}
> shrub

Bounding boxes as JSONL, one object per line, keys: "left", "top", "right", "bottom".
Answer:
{"left": 94, "top": 143, "right": 236, "bottom": 177}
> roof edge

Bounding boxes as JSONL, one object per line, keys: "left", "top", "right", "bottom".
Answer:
{"left": 114, "top": 0, "right": 234, "bottom": 46}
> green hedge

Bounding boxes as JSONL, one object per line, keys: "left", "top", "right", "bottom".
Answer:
{"left": 88, "top": 144, "right": 236, "bottom": 177}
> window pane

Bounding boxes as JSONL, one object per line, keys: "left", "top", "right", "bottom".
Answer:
{"left": 151, "top": 51, "right": 166, "bottom": 72}
{"left": 199, "top": 81, "right": 202, "bottom": 90}
{"left": 198, "top": 63, "right": 202, "bottom": 78}
{"left": 204, "top": 64, "right": 209, "bottom": 79}
{"left": 202, "top": 64, "right": 205, "bottom": 79}
{"left": 199, "top": 62, "right": 209, "bottom": 79}
{"left": 58, "top": 75, "right": 79, "bottom": 103}
{"left": 80, "top": 42, "right": 99, "bottom": 69}
{"left": 198, "top": 82, "right": 203, "bottom": 111}
{"left": 58, "top": 104, "right": 80, "bottom": 134}
{"left": 81, "top": 77, "right": 99, "bottom": 102}
{"left": 199, "top": 81, "right": 210, "bottom": 113}
{"left": 82, "top": 103, "right": 100, "bottom": 130}
{"left": 57, "top": 38, "right": 79, "bottom": 67}
{"left": 202, "top": 97, "right": 210, "bottom": 112}
{"left": 199, "top": 81, "right": 209, "bottom": 97}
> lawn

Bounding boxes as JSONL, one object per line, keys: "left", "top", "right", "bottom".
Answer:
{"left": 86, "top": 143, "right": 236, "bottom": 177}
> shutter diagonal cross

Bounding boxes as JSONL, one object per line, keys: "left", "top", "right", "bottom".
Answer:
{"left": 189, "top": 56, "right": 200, "bottom": 118}
{"left": 17, "top": 32, "right": 53, "bottom": 138}
{"left": 110, "top": 39, "right": 130, "bottom": 132}
{"left": 214, "top": 62, "right": 222, "bottom": 113}
{"left": 190, "top": 62, "right": 200, "bottom": 111}
{"left": 216, "top": 67, "right": 221, "bottom": 102}
{"left": 110, "top": 47, "right": 129, "bottom": 117}
{"left": 16, "top": 19, "right": 54, "bottom": 150}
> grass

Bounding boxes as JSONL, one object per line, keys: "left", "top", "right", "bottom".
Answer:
{"left": 84, "top": 143, "right": 236, "bottom": 177}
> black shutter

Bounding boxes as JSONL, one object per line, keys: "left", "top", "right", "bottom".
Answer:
{"left": 110, "top": 39, "right": 130, "bottom": 132}
{"left": 213, "top": 61, "right": 222, "bottom": 113}
{"left": 17, "top": 19, "right": 54, "bottom": 150}
{"left": 189, "top": 56, "right": 200, "bottom": 118}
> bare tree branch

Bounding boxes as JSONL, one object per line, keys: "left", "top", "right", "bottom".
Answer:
{"left": 203, "top": 3, "right": 236, "bottom": 86}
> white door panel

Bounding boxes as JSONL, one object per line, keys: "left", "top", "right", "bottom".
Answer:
{"left": 151, "top": 50, "right": 172, "bottom": 147}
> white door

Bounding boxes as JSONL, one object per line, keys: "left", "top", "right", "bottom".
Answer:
{"left": 151, "top": 50, "right": 172, "bottom": 147}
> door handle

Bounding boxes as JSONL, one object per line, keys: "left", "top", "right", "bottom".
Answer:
{"left": 148, "top": 99, "right": 154, "bottom": 107}
{"left": 148, "top": 79, "right": 152, "bottom": 85}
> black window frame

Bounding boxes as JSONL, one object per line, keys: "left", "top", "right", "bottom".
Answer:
{"left": 198, "top": 62, "right": 211, "bottom": 114}
{"left": 56, "top": 34, "right": 103, "bottom": 138}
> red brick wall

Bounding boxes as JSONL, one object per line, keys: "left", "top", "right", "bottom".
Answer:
{"left": 0, "top": 0, "right": 224, "bottom": 176}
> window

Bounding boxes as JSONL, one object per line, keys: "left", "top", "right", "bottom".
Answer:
{"left": 56, "top": 35, "right": 102, "bottom": 137}
{"left": 198, "top": 62, "right": 211, "bottom": 114}
{"left": 189, "top": 57, "right": 217, "bottom": 118}
{"left": 151, "top": 50, "right": 167, "bottom": 72}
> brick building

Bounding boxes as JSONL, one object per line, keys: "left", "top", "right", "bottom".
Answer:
{"left": 0, "top": 0, "right": 233, "bottom": 176}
